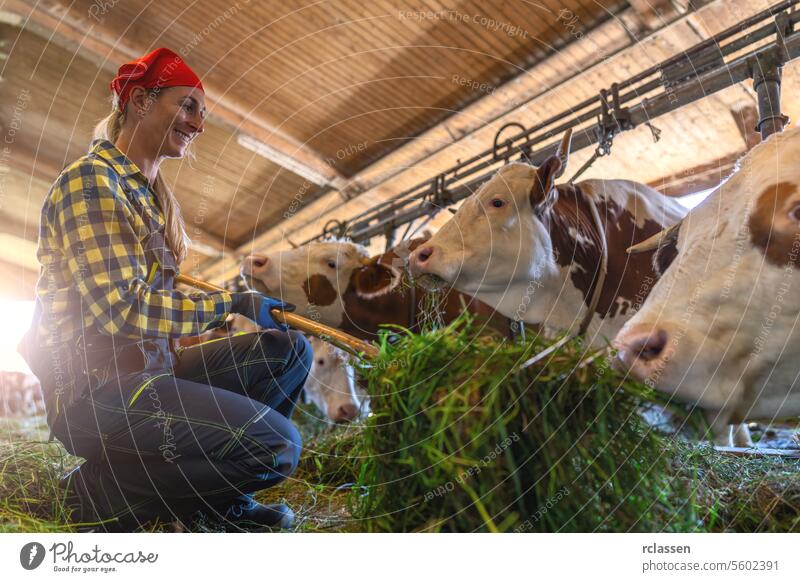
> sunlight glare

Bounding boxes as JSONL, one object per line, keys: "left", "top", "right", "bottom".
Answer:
{"left": 0, "top": 300, "right": 35, "bottom": 373}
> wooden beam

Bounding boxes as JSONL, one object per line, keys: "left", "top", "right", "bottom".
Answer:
{"left": 648, "top": 151, "right": 741, "bottom": 197}
{"left": 627, "top": 0, "right": 683, "bottom": 31}
{"left": 650, "top": 105, "right": 759, "bottom": 197}
{"left": 1, "top": 0, "right": 345, "bottom": 189}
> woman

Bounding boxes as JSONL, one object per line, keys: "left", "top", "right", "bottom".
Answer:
{"left": 22, "top": 48, "right": 312, "bottom": 531}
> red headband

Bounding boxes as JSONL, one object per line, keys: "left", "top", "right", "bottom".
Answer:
{"left": 110, "top": 47, "right": 204, "bottom": 112}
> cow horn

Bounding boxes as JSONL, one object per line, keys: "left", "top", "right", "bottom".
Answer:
{"left": 287, "top": 238, "right": 299, "bottom": 249}
{"left": 626, "top": 221, "right": 682, "bottom": 254}
{"left": 554, "top": 128, "right": 573, "bottom": 179}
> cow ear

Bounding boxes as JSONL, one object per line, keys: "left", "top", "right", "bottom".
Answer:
{"left": 530, "top": 155, "right": 562, "bottom": 212}
{"left": 352, "top": 261, "right": 402, "bottom": 299}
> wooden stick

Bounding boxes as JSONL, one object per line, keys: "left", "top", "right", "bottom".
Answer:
{"left": 176, "top": 274, "right": 379, "bottom": 360}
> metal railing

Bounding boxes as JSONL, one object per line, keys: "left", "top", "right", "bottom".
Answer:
{"left": 303, "top": 0, "right": 800, "bottom": 247}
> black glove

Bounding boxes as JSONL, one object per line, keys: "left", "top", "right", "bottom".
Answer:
{"left": 230, "top": 292, "right": 295, "bottom": 331}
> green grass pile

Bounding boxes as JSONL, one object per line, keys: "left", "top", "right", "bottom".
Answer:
{"left": 3, "top": 331, "right": 800, "bottom": 533}
{"left": 353, "top": 315, "right": 701, "bottom": 532}
{"left": 0, "top": 417, "right": 82, "bottom": 532}
{"left": 673, "top": 442, "right": 800, "bottom": 532}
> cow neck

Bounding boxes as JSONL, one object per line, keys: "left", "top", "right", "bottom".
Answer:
{"left": 518, "top": 185, "right": 607, "bottom": 371}
{"left": 543, "top": 183, "right": 608, "bottom": 335}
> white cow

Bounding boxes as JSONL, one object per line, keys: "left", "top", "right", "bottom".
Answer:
{"left": 303, "top": 336, "right": 369, "bottom": 423}
{"left": 407, "top": 134, "right": 686, "bottom": 349}
{"left": 614, "top": 127, "right": 800, "bottom": 446}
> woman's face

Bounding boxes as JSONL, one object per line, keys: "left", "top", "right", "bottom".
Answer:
{"left": 131, "top": 86, "right": 206, "bottom": 158}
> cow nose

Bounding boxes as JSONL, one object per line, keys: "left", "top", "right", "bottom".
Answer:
{"left": 409, "top": 246, "right": 434, "bottom": 276}
{"left": 616, "top": 328, "right": 669, "bottom": 371}
{"left": 243, "top": 254, "right": 269, "bottom": 274}
{"left": 333, "top": 403, "right": 359, "bottom": 423}
{"left": 416, "top": 246, "right": 434, "bottom": 263}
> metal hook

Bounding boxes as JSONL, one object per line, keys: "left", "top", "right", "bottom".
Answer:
{"left": 492, "top": 122, "right": 527, "bottom": 163}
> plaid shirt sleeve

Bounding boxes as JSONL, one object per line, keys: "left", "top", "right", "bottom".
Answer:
{"left": 51, "top": 160, "right": 233, "bottom": 339}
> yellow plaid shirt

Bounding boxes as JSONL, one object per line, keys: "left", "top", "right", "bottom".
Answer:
{"left": 34, "top": 139, "right": 232, "bottom": 347}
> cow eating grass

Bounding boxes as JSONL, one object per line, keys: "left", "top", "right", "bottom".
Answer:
{"left": 405, "top": 132, "right": 757, "bottom": 446}
{"left": 303, "top": 337, "right": 369, "bottom": 424}
{"left": 407, "top": 131, "right": 686, "bottom": 349}
{"left": 240, "top": 238, "right": 514, "bottom": 340}
{"left": 614, "top": 127, "right": 800, "bottom": 447}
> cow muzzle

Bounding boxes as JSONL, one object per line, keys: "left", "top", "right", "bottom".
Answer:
{"left": 409, "top": 245, "right": 451, "bottom": 290}
{"left": 240, "top": 255, "right": 273, "bottom": 294}
{"left": 613, "top": 326, "right": 672, "bottom": 381}
{"left": 241, "top": 254, "right": 270, "bottom": 276}
{"left": 408, "top": 245, "right": 434, "bottom": 276}
{"left": 332, "top": 402, "right": 360, "bottom": 423}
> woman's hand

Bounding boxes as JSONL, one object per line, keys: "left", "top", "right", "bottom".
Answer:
{"left": 230, "top": 292, "right": 296, "bottom": 331}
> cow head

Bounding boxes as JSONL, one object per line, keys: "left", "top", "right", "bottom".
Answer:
{"left": 240, "top": 240, "right": 402, "bottom": 328}
{"left": 408, "top": 132, "right": 571, "bottom": 304}
{"left": 303, "top": 337, "right": 368, "bottom": 423}
{"left": 614, "top": 129, "right": 800, "bottom": 423}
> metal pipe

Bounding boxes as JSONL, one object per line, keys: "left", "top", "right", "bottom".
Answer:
{"left": 753, "top": 66, "right": 788, "bottom": 139}
{"left": 345, "top": 29, "right": 800, "bottom": 243}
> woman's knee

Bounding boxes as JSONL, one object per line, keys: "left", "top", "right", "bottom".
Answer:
{"left": 255, "top": 330, "right": 312, "bottom": 373}
{"left": 275, "top": 420, "right": 302, "bottom": 477}
{"left": 290, "top": 331, "right": 313, "bottom": 377}
{"left": 240, "top": 413, "right": 302, "bottom": 479}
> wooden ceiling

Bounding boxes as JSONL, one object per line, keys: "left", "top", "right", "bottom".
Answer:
{"left": 41, "top": 0, "right": 624, "bottom": 177}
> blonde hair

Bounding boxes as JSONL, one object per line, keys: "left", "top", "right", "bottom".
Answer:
{"left": 93, "top": 104, "right": 190, "bottom": 264}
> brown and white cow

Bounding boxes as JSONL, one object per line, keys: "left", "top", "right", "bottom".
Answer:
{"left": 613, "top": 127, "right": 800, "bottom": 446}
{"left": 240, "top": 238, "right": 515, "bottom": 341}
{"left": 405, "top": 141, "right": 753, "bottom": 446}
{"left": 303, "top": 336, "right": 369, "bottom": 423}
{"left": 407, "top": 143, "right": 686, "bottom": 350}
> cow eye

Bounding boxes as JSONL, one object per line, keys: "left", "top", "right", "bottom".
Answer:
{"left": 790, "top": 204, "right": 800, "bottom": 222}
{"left": 327, "top": 260, "right": 336, "bottom": 269}
{"left": 491, "top": 198, "right": 505, "bottom": 208}
{"left": 317, "top": 359, "right": 325, "bottom": 366}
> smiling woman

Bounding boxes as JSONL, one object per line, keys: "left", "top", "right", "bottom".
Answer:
{"left": 19, "top": 47, "right": 311, "bottom": 532}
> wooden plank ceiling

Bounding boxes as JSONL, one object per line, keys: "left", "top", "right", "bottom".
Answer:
{"left": 49, "top": 0, "right": 623, "bottom": 176}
